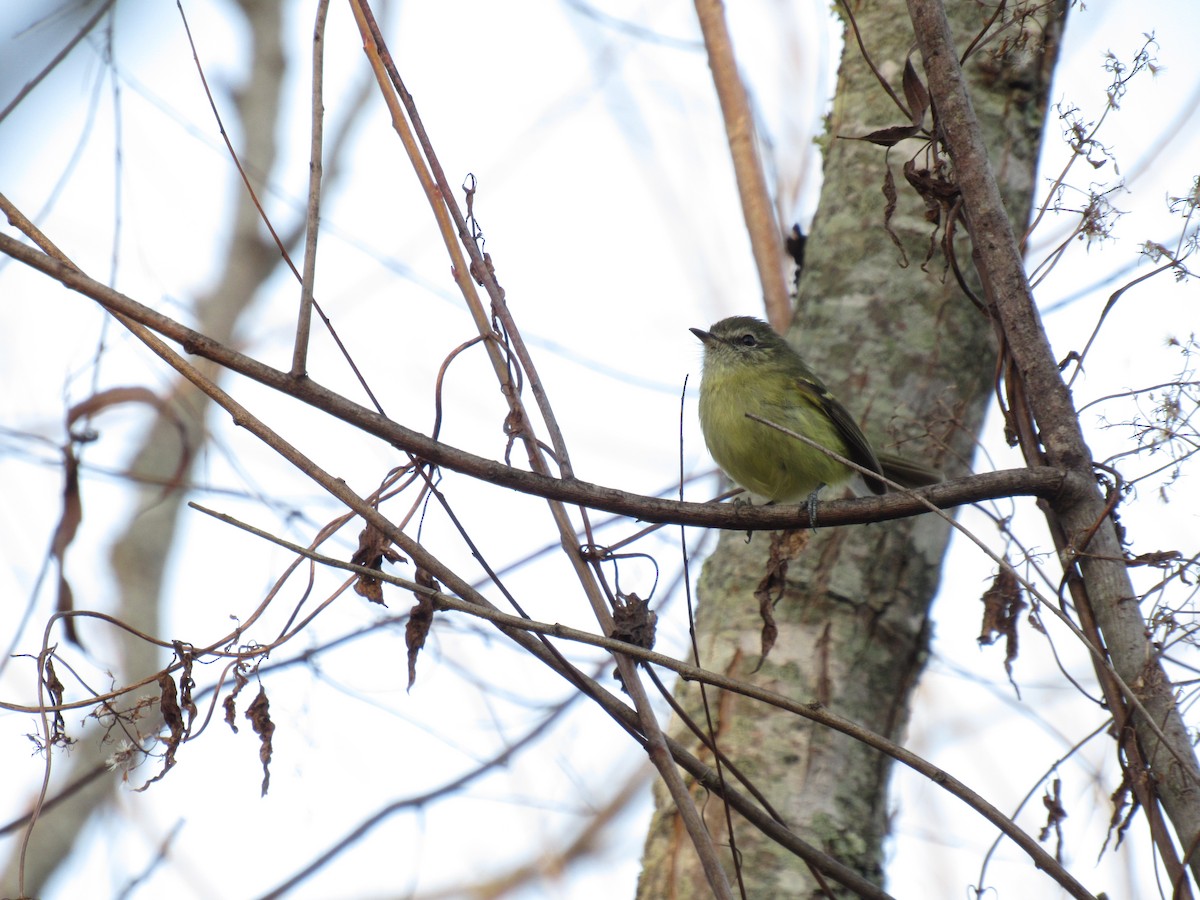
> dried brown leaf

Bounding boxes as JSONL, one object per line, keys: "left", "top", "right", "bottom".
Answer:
{"left": 902, "top": 57, "right": 929, "bottom": 127}
{"left": 1038, "top": 778, "right": 1068, "bottom": 863}
{"left": 1126, "top": 549, "right": 1183, "bottom": 568}
{"left": 245, "top": 686, "right": 275, "bottom": 797}
{"left": 753, "top": 530, "right": 810, "bottom": 664}
{"left": 51, "top": 452, "right": 83, "bottom": 647}
{"left": 351, "top": 522, "right": 405, "bottom": 605}
{"left": 612, "top": 593, "right": 657, "bottom": 650}
{"left": 1102, "top": 768, "right": 1139, "bottom": 856}
{"left": 978, "top": 567, "right": 1026, "bottom": 685}
{"left": 224, "top": 664, "right": 251, "bottom": 733}
{"left": 406, "top": 568, "right": 440, "bottom": 690}
{"left": 902, "top": 159, "right": 955, "bottom": 225}
{"left": 857, "top": 124, "right": 921, "bottom": 147}
{"left": 50, "top": 454, "right": 82, "bottom": 560}
{"left": 43, "top": 658, "right": 68, "bottom": 743}
{"left": 158, "top": 672, "right": 185, "bottom": 750}
{"left": 173, "top": 642, "right": 198, "bottom": 733}
{"left": 136, "top": 672, "right": 185, "bottom": 792}
{"left": 881, "top": 165, "right": 908, "bottom": 267}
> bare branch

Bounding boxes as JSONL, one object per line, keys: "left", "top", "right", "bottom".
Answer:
{"left": 907, "top": 0, "right": 1200, "bottom": 882}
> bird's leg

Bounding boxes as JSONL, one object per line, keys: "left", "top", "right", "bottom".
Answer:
{"left": 805, "top": 484, "right": 825, "bottom": 532}
{"left": 734, "top": 494, "right": 756, "bottom": 542}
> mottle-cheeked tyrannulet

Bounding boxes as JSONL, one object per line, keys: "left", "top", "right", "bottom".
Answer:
{"left": 691, "top": 316, "right": 940, "bottom": 507}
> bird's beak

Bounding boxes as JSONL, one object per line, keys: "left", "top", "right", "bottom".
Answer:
{"left": 690, "top": 327, "right": 714, "bottom": 345}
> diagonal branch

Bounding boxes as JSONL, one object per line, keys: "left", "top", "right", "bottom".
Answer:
{"left": 693, "top": 0, "right": 791, "bottom": 331}
{"left": 907, "top": 0, "right": 1200, "bottom": 885}
{"left": 344, "top": 5, "right": 734, "bottom": 889}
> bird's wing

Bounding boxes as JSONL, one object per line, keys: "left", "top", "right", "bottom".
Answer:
{"left": 805, "top": 377, "right": 887, "bottom": 495}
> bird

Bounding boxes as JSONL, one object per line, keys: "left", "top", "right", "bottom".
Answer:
{"left": 691, "top": 315, "right": 940, "bottom": 520}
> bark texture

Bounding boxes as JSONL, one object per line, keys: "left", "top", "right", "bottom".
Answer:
{"left": 637, "top": 1, "right": 1066, "bottom": 895}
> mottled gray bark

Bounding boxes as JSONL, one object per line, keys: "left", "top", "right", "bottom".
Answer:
{"left": 638, "top": 1, "right": 1066, "bottom": 895}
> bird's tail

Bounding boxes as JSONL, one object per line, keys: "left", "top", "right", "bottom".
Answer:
{"left": 878, "top": 452, "right": 944, "bottom": 491}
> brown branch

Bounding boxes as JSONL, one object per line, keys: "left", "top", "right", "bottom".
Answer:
{"left": 693, "top": 0, "right": 791, "bottom": 331}
{"left": 0, "top": 1, "right": 117, "bottom": 126}
{"left": 291, "top": 0, "right": 331, "bottom": 377}
{"left": 193, "top": 507, "right": 1094, "bottom": 900}
{"left": 345, "top": 7, "right": 732, "bottom": 888}
{"left": 907, "top": 0, "right": 1200, "bottom": 884}
{"left": 0, "top": 230, "right": 1070, "bottom": 530}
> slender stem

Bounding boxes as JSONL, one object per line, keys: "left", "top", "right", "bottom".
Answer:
{"left": 291, "top": 0, "right": 331, "bottom": 377}
{"left": 693, "top": 0, "right": 790, "bottom": 331}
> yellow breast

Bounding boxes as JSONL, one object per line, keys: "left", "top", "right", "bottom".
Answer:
{"left": 698, "top": 366, "right": 854, "bottom": 503}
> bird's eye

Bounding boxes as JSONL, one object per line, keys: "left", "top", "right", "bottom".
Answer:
{"left": 739, "top": 333, "right": 757, "bottom": 347}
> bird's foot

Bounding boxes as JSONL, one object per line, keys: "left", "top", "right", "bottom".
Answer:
{"left": 805, "top": 484, "right": 826, "bottom": 533}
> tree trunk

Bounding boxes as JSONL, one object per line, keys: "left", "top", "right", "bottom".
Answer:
{"left": 637, "top": 1, "right": 1066, "bottom": 894}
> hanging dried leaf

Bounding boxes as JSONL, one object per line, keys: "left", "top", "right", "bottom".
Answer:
{"left": 224, "top": 664, "right": 251, "bottom": 733}
{"left": 881, "top": 164, "right": 908, "bottom": 266}
{"left": 610, "top": 593, "right": 659, "bottom": 691}
{"left": 1038, "top": 778, "right": 1068, "bottom": 863}
{"left": 406, "top": 568, "right": 440, "bottom": 690}
{"left": 174, "top": 642, "right": 198, "bottom": 733}
{"left": 136, "top": 672, "right": 186, "bottom": 792}
{"left": 43, "top": 658, "right": 68, "bottom": 744}
{"left": 1102, "top": 768, "right": 1139, "bottom": 856}
{"left": 158, "top": 672, "right": 185, "bottom": 758}
{"left": 50, "top": 451, "right": 83, "bottom": 647}
{"left": 978, "top": 567, "right": 1026, "bottom": 686}
{"left": 612, "top": 593, "right": 657, "bottom": 650}
{"left": 351, "top": 522, "right": 405, "bottom": 605}
{"left": 903, "top": 158, "right": 959, "bottom": 225}
{"left": 753, "top": 529, "right": 810, "bottom": 664}
{"left": 245, "top": 686, "right": 275, "bottom": 797}
{"left": 902, "top": 57, "right": 930, "bottom": 127}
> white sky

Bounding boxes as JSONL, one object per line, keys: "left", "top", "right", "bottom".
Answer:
{"left": 1, "top": 1, "right": 1198, "bottom": 898}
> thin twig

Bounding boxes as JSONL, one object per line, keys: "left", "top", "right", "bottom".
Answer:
{"left": 187, "top": 500, "right": 1094, "bottom": 900}
{"left": 693, "top": 0, "right": 790, "bottom": 332}
{"left": 0, "top": 0, "right": 117, "bottom": 125}
{"left": 291, "top": 0, "right": 331, "bottom": 376}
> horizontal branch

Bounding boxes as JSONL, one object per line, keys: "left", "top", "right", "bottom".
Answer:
{"left": 2, "top": 234, "right": 1070, "bottom": 530}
